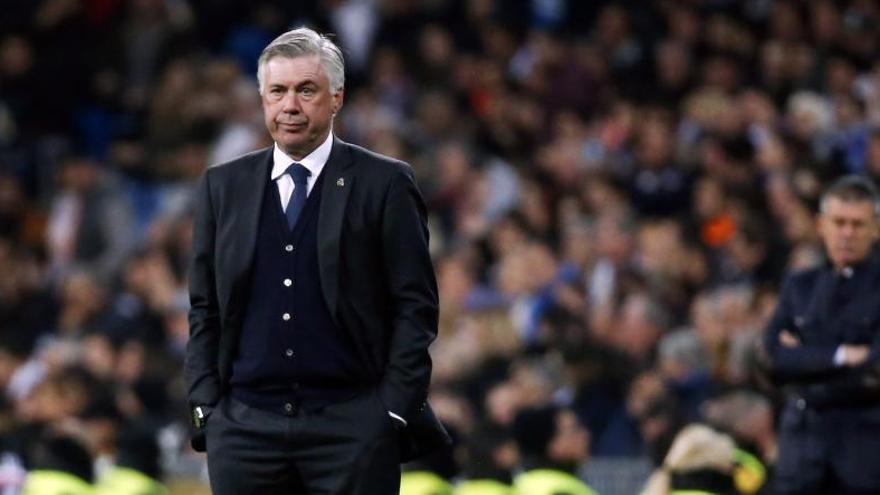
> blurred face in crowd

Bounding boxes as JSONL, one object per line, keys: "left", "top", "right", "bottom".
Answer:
{"left": 60, "top": 158, "right": 100, "bottom": 193}
{"left": 655, "top": 41, "right": 690, "bottom": 88}
{"left": 485, "top": 382, "right": 523, "bottom": 426}
{"left": 818, "top": 196, "right": 879, "bottom": 269}
{"left": 261, "top": 55, "right": 343, "bottom": 160}
{"left": 548, "top": 409, "right": 589, "bottom": 463}
{"left": 636, "top": 120, "right": 672, "bottom": 168}
{"left": 868, "top": 134, "right": 880, "bottom": 175}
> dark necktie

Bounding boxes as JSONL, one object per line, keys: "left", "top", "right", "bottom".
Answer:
{"left": 285, "top": 162, "right": 311, "bottom": 230}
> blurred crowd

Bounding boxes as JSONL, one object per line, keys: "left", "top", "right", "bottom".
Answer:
{"left": 2, "top": 0, "right": 880, "bottom": 493}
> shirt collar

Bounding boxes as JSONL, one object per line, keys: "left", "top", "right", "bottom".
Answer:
{"left": 270, "top": 132, "right": 334, "bottom": 181}
{"left": 825, "top": 247, "right": 880, "bottom": 279}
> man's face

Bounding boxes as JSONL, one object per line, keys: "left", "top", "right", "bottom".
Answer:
{"left": 261, "top": 55, "right": 343, "bottom": 160}
{"left": 818, "top": 197, "right": 879, "bottom": 269}
{"left": 548, "top": 410, "right": 589, "bottom": 464}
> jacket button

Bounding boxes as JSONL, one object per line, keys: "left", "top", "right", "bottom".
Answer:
{"left": 285, "top": 244, "right": 294, "bottom": 252}
{"left": 282, "top": 313, "right": 291, "bottom": 321}
{"left": 283, "top": 278, "right": 292, "bottom": 287}
{"left": 285, "top": 349, "right": 294, "bottom": 357}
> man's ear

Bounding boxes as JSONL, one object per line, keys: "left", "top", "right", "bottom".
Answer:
{"left": 332, "top": 89, "right": 345, "bottom": 115}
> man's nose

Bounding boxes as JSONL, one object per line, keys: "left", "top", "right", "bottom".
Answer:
{"left": 281, "top": 90, "right": 300, "bottom": 112}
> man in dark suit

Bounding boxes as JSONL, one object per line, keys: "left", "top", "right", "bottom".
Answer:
{"left": 185, "top": 27, "right": 449, "bottom": 494}
{"left": 763, "top": 175, "right": 880, "bottom": 494}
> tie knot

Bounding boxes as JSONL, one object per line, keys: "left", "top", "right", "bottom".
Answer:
{"left": 285, "top": 162, "right": 311, "bottom": 185}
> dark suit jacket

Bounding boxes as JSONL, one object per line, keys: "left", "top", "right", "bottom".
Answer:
{"left": 763, "top": 254, "right": 880, "bottom": 406}
{"left": 763, "top": 252, "right": 880, "bottom": 488}
{"left": 185, "top": 137, "right": 450, "bottom": 460}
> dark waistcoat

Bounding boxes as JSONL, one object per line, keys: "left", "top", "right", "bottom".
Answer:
{"left": 229, "top": 168, "right": 367, "bottom": 415}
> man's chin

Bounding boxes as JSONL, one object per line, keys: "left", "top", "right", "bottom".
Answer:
{"left": 833, "top": 253, "right": 862, "bottom": 267}
{"left": 278, "top": 138, "right": 317, "bottom": 158}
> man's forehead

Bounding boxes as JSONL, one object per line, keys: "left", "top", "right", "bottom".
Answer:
{"left": 264, "top": 55, "right": 326, "bottom": 80}
{"left": 822, "top": 196, "right": 877, "bottom": 217}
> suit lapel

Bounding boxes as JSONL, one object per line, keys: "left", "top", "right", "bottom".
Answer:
{"left": 317, "top": 137, "right": 355, "bottom": 327}
{"left": 225, "top": 148, "right": 273, "bottom": 322}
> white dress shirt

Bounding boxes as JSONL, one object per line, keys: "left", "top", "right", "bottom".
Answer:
{"left": 271, "top": 132, "right": 334, "bottom": 211}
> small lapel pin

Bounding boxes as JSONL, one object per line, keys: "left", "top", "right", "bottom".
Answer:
{"left": 336, "top": 178, "right": 345, "bottom": 187}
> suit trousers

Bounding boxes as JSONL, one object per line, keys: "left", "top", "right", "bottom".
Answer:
{"left": 206, "top": 391, "right": 400, "bottom": 495}
{"left": 775, "top": 405, "right": 880, "bottom": 494}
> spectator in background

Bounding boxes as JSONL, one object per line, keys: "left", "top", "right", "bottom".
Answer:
{"left": 657, "top": 330, "right": 715, "bottom": 421}
{"left": 0, "top": 326, "right": 39, "bottom": 405}
{"left": 512, "top": 405, "right": 596, "bottom": 495}
{"left": 703, "top": 391, "right": 774, "bottom": 494}
{"left": 94, "top": 422, "right": 168, "bottom": 495}
{"left": 641, "top": 424, "right": 740, "bottom": 495}
{"left": 21, "top": 434, "right": 93, "bottom": 495}
{"left": 45, "top": 155, "right": 134, "bottom": 284}
{"left": 762, "top": 175, "right": 880, "bottom": 494}
{"left": 629, "top": 117, "right": 693, "bottom": 218}
{"left": 399, "top": 425, "right": 458, "bottom": 495}
{"left": 865, "top": 128, "right": 880, "bottom": 184}
{"left": 54, "top": 268, "right": 106, "bottom": 337}
{"left": 611, "top": 292, "right": 671, "bottom": 365}
{"left": 455, "top": 423, "right": 517, "bottom": 495}
{"left": 626, "top": 371, "right": 684, "bottom": 467}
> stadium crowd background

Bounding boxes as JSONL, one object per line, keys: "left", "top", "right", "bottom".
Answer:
{"left": 1, "top": 0, "right": 880, "bottom": 493}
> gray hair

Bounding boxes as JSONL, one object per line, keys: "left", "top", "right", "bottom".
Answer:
{"left": 819, "top": 174, "right": 880, "bottom": 217}
{"left": 658, "top": 329, "right": 705, "bottom": 371}
{"left": 257, "top": 27, "right": 345, "bottom": 95}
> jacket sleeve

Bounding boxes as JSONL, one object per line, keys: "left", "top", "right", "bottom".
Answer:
{"left": 185, "top": 171, "right": 223, "bottom": 409}
{"left": 801, "top": 331, "right": 880, "bottom": 407}
{"left": 762, "top": 275, "right": 839, "bottom": 383}
{"left": 377, "top": 165, "right": 439, "bottom": 423}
